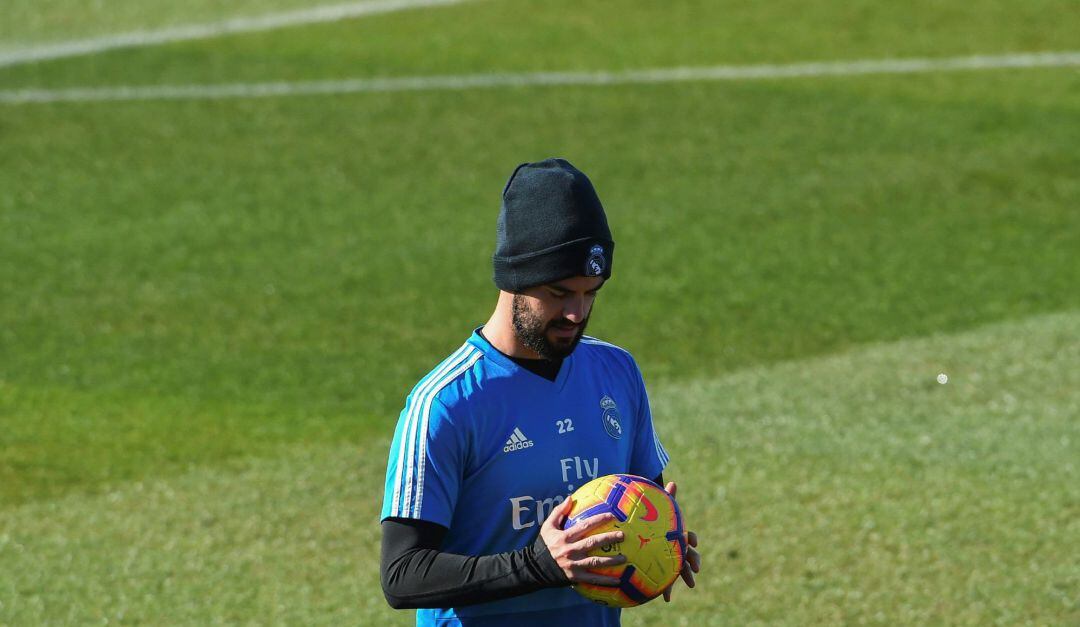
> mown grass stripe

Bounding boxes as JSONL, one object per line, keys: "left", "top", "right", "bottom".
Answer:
{"left": 3, "top": 51, "right": 1078, "bottom": 104}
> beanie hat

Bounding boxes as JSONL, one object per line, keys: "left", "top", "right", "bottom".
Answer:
{"left": 492, "top": 158, "right": 614, "bottom": 292}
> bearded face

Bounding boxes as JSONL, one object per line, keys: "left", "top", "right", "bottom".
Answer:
{"left": 511, "top": 293, "right": 591, "bottom": 360}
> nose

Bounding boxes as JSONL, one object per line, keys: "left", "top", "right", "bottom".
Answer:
{"left": 563, "top": 295, "right": 586, "bottom": 323}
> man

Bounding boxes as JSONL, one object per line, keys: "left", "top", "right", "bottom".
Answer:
{"left": 380, "top": 158, "right": 700, "bottom": 626}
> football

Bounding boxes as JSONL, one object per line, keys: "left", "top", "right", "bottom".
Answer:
{"left": 561, "top": 474, "right": 686, "bottom": 607}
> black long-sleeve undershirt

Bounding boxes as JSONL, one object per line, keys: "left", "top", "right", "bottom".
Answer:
{"left": 380, "top": 473, "right": 664, "bottom": 609}
{"left": 380, "top": 517, "right": 568, "bottom": 609}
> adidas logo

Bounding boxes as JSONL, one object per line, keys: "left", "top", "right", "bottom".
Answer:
{"left": 503, "top": 427, "right": 534, "bottom": 453}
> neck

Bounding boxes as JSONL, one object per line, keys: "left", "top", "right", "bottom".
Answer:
{"left": 483, "top": 291, "right": 542, "bottom": 359}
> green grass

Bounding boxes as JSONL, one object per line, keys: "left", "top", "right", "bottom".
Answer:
{"left": 2, "top": 0, "right": 1078, "bottom": 88}
{"left": 2, "top": 0, "right": 1079, "bottom": 622}
{"left": 654, "top": 312, "right": 1079, "bottom": 624}
{"left": 2, "top": 314, "right": 1075, "bottom": 624}
{"left": 0, "top": 0, "right": 393, "bottom": 47}
{"left": 2, "top": 71, "right": 1077, "bottom": 503}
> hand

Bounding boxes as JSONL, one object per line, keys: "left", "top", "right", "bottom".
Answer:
{"left": 539, "top": 496, "right": 627, "bottom": 586}
{"left": 661, "top": 481, "right": 701, "bottom": 602}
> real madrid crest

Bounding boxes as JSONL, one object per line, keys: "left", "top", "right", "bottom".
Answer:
{"left": 600, "top": 395, "right": 622, "bottom": 440}
{"left": 585, "top": 244, "right": 606, "bottom": 277}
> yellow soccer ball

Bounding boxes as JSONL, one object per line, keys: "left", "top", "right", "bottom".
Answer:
{"left": 561, "top": 474, "right": 686, "bottom": 607}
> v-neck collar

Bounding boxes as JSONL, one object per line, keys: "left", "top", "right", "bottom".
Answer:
{"left": 469, "top": 327, "right": 574, "bottom": 391}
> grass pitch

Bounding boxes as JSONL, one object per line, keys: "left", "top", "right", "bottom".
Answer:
{"left": 1, "top": 0, "right": 1078, "bottom": 623}
{"left": 2, "top": 314, "right": 1076, "bottom": 623}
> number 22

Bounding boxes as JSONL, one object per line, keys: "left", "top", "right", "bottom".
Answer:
{"left": 556, "top": 419, "right": 574, "bottom": 434}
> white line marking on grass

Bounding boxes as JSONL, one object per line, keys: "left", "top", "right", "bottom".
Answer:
{"left": 2, "top": 51, "right": 1079, "bottom": 105}
{"left": 0, "top": 0, "right": 477, "bottom": 69}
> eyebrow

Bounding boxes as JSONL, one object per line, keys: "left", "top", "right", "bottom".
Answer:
{"left": 548, "top": 282, "right": 604, "bottom": 294}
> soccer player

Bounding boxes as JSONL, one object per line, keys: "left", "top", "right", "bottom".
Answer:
{"left": 381, "top": 158, "right": 701, "bottom": 626}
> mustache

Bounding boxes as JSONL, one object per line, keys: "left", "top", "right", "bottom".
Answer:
{"left": 547, "top": 319, "right": 579, "bottom": 330}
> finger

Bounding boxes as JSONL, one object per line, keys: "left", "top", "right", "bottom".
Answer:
{"left": 680, "top": 563, "right": 696, "bottom": 588}
{"left": 573, "top": 573, "right": 622, "bottom": 587}
{"left": 571, "top": 529, "right": 625, "bottom": 554}
{"left": 542, "top": 496, "right": 575, "bottom": 530}
{"left": 665, "top": 481, "right": 677, "bottom": 497}
{"left": 563, "top": 512, "right": 616, "bottom": 541}
{"left": 571, "top": 554, "right": 627, "bottom": 570}
{"left": 686, "top": 547, "right": 701, "bottom": 573}
{"left": 687, "top": 530, "right": 698, "bottom": 547}
{"left": 663, "top": 586, "right": 673, "bottom": 602}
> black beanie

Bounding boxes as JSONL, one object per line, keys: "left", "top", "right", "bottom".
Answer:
{"left": 492, "top": 158, "right": 614, "bottom": 292}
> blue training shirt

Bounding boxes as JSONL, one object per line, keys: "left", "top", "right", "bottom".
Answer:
{"left": 381, "top": 328, "right": 670, "bottom": 627}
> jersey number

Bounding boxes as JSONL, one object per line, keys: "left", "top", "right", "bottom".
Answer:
{"left": 556, "top": 419, "right": 574, "bottom": 434}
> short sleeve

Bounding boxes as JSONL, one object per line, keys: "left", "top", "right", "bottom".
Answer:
{"left": 382, "top": 395, "right": 465, "bottom": 528}
{"left": 628, "top": 362, "right": 670, "bottom": 480}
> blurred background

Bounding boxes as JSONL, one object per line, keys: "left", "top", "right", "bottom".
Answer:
{"left": 1, "top": 1, "right": 1077, "bottom": 623}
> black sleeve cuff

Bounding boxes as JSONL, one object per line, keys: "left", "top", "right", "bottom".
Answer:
{"left": 529, "top": 532, "right": 570, "bottom": 586}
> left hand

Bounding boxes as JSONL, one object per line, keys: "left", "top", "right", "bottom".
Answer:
{"left": 661, "top": 481, "right": 701, "bottom": 602}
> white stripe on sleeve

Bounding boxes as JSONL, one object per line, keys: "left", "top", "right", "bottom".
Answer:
{"left": 390, "top": 343, "right": 470, "bottom": 517}
{"left": 411, "top": 350, "right": 483, "bottom": 517}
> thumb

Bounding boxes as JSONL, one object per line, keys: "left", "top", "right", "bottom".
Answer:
{"left": 544, "top": 495, "right": 575, "bottom": 530}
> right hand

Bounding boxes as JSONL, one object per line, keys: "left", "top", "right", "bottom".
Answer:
{"left": 539, "top": 496, "right": 627, "bottom": 586}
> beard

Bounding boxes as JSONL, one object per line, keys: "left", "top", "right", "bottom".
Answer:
{"left": 511, "top": 294, "right": 590, "bottom": 361}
